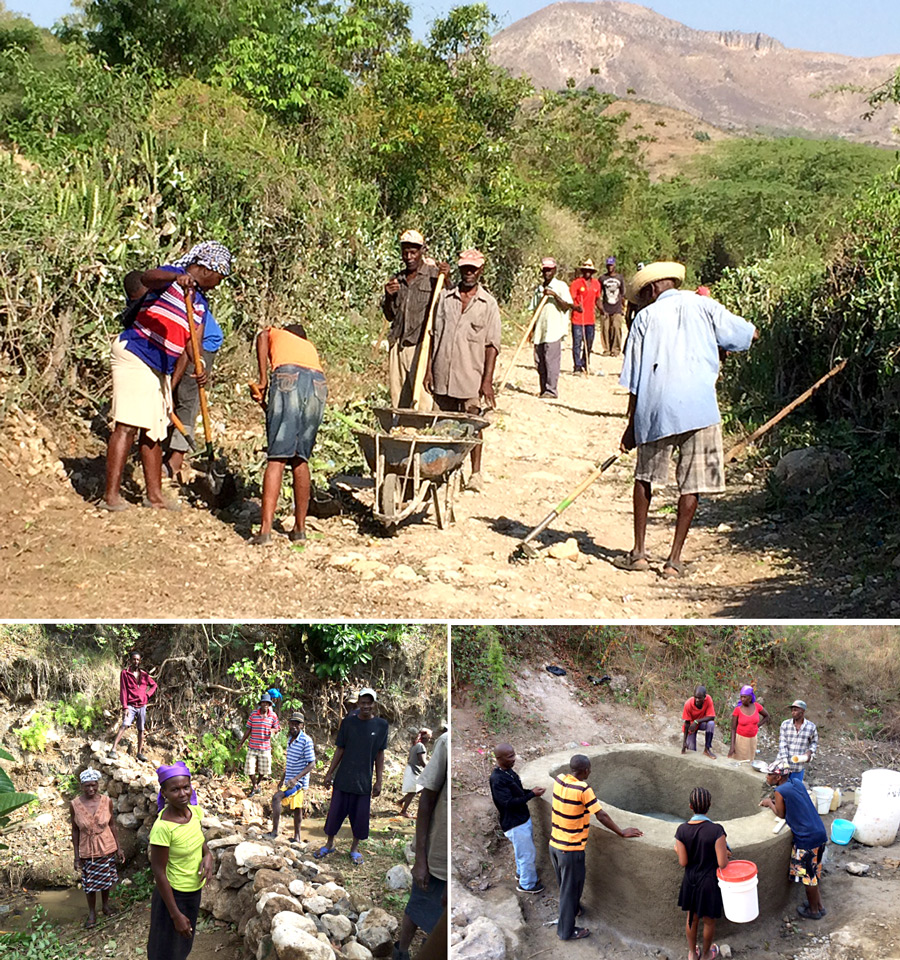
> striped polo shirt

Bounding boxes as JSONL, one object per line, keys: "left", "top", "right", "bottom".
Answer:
{"left": 550, "top": 773, "right": 602, "bottom": 852}
{"left": 284, "top": 731, "right": 315, "bottom": 789}
{"left": 246, "top": 708, "right": 280, "bottom": 751}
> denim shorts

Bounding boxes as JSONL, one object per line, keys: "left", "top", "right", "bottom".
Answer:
{"left": 266, "top": 365, "right": 327, "bottom": 460}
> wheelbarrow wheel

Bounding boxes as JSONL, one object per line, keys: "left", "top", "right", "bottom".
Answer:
{"left": 379, "top": 473, "right": 404, "bottom": 520}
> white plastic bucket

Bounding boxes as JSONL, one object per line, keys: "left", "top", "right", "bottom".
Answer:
{"left": 853, "top": 768, "right": 900, "bottom": 846}
{"left": 716, "top": 860, "right": 759, "bottom": 923}
{"left": 813, "top": 786, "right": 833, "bottom": 814}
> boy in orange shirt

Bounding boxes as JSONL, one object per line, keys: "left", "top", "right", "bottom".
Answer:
{"left": 250, "top": 324, "right": 327, "bottom": 545}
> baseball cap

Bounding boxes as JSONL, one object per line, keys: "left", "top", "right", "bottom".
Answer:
{"left": 606, "top": 256, "right": 616, "bottom": 265}
{"left": 289, "top": 712, "right": 305, "bottom": 723}
{"left": 358, "top": 687, "right": 378, "bottom": 702}
{"left": 458, "top": 249, "right": 485, "bottom": 268}
{"left": 400, "top": 229, "right": 425, "bottom": 246}
{"left": 541, "top": 256, "right": 557, "bottom": 269}
{"left": 791, "top": 699, "right": 807, "bottom": 710}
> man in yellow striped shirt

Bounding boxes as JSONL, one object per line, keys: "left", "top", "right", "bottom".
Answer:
{"left": 549, "top": 754, "right": 643, "bottom": 941}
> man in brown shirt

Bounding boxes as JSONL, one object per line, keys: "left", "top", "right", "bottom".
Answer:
{"left": 425, "top": 249, "right": 500, "bottom": 492}
{"left": 382, "top": 230, "right": 448, "bottom": 409}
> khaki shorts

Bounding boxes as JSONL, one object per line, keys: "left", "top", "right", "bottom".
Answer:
{"left": 635, "top": 423, "right": 725, "bottom": 495}
{"left": 244, "top": 748, "right": 272, "bottom": 776}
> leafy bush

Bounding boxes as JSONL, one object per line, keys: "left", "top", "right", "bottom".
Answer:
{"left": 0, "top": 746, "right": 37, "bottom": 850}
{"left": 0, "top": 906, "right": 79, "bottom": 958}
{"left": 452, "top": 625, "right": 512, "bottom": 727}
{"left": 305, "top": 624, "right": 403, "bottom": 679}
{"left": 184, "top": 730, "right": 236, "bottom": 776}
{"left": 15, "top": 713, "right": 51, "bottom": 753}
{"left": 53, "top": 692, "right": 104, "bottom": 732}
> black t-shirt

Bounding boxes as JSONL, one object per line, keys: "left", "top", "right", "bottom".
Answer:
{"left": 333, "top": 714, "right": 389, "bottom": 795}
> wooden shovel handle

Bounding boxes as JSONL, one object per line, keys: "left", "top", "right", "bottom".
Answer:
{"left": 185, "top": 289, "right": 213, "bottom": 447}
{"left": 412, "top": 271, "right": 446, "bottom": 410}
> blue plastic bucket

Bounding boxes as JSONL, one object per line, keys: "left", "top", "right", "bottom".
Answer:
{"left": 831, "top": 818, "right": 855, "bottom": 844}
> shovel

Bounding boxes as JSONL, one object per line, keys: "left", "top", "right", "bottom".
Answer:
{"left": 510, "top": 454, "right": 619, "bottom": 562}
{"left": 184, "top": 289, "right": 234, "bottom": 504}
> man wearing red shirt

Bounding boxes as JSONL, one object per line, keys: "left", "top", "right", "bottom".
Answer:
{"left": 569, "top": 259, "right": 602, "bottom": 375}
{"left": 238, "top": 694, "right": 282, "bottom": 796}
{"left": 681, "top": 685, "right": 717, "bottom": 759}
{"left": 108, "top": 650, "right": 158, "bottom": 762}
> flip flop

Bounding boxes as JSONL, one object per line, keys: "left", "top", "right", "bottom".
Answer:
{"left": 707, "top": 946, "right": 720, "bottom": 960}
{"left": 98, "top": 500, "right": 130, "bottom": 512}
{"left": 350, "top": 851, "right": 364, "bottom": 865}
{"left": 314, "top": 846, "right": 336, "bottom": 859}
{"left": 662, "top": 560, "right": 687, "bottom": 578}
{"left": 568, "top": 927, "right": 590, "bottom": 940}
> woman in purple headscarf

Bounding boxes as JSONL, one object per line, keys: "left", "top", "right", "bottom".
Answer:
{"left": 728, "top": 686, "right": 770, "bottom": 761}
{"left": 148, "top": 762, "right": 214, "bottom": 960}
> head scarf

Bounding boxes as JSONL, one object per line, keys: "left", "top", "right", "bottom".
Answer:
{"left": 156, "top": 761, "right": 198, "bottom": 811}
{"left": 80, "top": 768, "right": 101, "bottom": 783}
{"left": 737, "top": 685, "right": 756, "bottom": 706}
{"left": 172, "top": 241, "right": 233, "bottom": 278}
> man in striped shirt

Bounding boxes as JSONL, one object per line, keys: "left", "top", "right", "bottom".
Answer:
{"left": 549, "top": 754, "right": 643, "bottom": 941}
{"left": 237, "top": 694, "right": 281, "bottom": 796}
{"left": 266, "top": 712, "right": 315, "bottom": 843}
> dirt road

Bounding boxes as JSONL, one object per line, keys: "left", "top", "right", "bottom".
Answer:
{"left": 1, "top": 352, "right": 885, "bottom": 618}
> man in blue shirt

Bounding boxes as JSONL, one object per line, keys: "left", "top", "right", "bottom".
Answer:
{"left": 619, "top": 262, "right": 756, "bottom": 578}
{"left": 760, "top": 761, "right": 828, "bottom": 920}
{"left": 266, "top": 712, "right": 315, "bottom": 843}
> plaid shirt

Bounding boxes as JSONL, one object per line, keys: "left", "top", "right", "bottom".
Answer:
{"left": 779, "top": 717, "right": 818, "bottom": 771}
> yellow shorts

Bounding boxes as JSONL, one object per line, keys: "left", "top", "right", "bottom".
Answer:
{"left": 282, "top": 788, "right": 305, "bottom": 811}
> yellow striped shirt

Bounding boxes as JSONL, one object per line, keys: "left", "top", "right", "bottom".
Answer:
{"left": 550, "top": 773, "right": 602, "bottom": 851}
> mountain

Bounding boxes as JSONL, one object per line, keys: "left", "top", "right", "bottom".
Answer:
{"left": 490, "top": 1, "right": 900, "bottom": 145}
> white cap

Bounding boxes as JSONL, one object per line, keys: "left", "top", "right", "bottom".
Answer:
{"left": 358, "top": 687, "right": 377, "bottom": 702}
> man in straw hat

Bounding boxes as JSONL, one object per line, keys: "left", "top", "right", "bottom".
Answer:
{"left": 618, "top": 261, "right": 757, "bottom": 577}
{"left": 529, "top": 256, "right": 573, "bottom": 398}
{"left": 425, "top": 248, "right": 500, "bottom": 492}
{"left": 382, "top": 230, "right": 450, "bottom": 410}
{"left": 569, "top": 259, "right": 601, "bottom": 376}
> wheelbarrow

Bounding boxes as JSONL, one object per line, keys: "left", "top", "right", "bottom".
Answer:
{"left": 354, "top": 407, "right": 490, "bottom": 529}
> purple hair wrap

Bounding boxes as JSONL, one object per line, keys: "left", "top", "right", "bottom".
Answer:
{"left": 737, "top": 685, "right": 756, "bottom": 706}
{"left": 156, "top": 761, "right": 198, "bottom": 811}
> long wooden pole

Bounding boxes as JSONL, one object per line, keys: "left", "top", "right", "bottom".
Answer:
{"left": 411, "top": 271, "right": 446, "bottom": 410}
{"left": 185, "top": 289, "right": 215, "bottom": 465}
{"left": 725, "top": 358, "right": 848, "bottom": 462}
{"left": 498, "top": 294, "right": 549, "bottom": 393}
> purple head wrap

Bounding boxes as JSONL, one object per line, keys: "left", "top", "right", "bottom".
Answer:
{"left": 156, "top": 761, "right": 198, "bottom": 811}
{"left": 737, "top": 685, "right": 756, "bottom": 706}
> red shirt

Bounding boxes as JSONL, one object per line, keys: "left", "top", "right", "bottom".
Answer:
{"left": 120, "top": 668, "right": 158, "bottom": 709}
{"left": 682, "top": 695, "right": 715, "bottom": 722}
{"left": 569, "top": 277, "right": 601, "bottom": 326}
{"left": 732, "top": 702, "right": 763, "bottom": 737}
{"left": 246, "top": 708, "right": 280, "bottom": 750}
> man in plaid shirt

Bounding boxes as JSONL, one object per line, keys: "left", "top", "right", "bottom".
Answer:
{"left": 778, "top": 699, "right": 818, "bottom": 782}
{"left": 237, "top": 693, "right": 281, "bottom": 796}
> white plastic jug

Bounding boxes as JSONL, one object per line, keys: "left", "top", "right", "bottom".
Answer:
{"left": 853, "top": 768, "right": 900, "bottom": 846}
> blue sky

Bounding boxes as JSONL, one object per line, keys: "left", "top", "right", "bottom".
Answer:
{"left": 12, "top": 0, "right": 900, "bottom": 58}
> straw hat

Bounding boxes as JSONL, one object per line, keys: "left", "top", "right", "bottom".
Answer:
{"left": 628, "top": 261, "right": 686, "bottom": 301}
{"left": 579, "top": 258, "right": 596, "bottom": 271}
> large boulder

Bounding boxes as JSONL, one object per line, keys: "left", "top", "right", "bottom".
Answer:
{"left": 254, "top": 868, "right": 295, "bottom": 896}
{"left": 217, "top": 849, "right": 252, "bottom": 888}
{"left": 316, "top": 881, "right": 348, "bottom": 903}
{"left": 341, "top": 944, "right": 374, "bottom": 960}
{"left": 356, "top": 908, "right": 398, "bottom": 958}
{"left": 451, "top": 917, "right": 507, "bottom": 960}
{"left": 257, "top": 892, "right": 306, "bottom": 930}
{"left": 301, "top": 894, "right": 332, "bottom": 915}
{"left": 772, "top": 446, "right": 851, "bottom": 494}
{"left": 271, "top": 912, "right": 336, "bottom": 960}
{"left": 235, "top": 841, "right": 276, "bottom": 867}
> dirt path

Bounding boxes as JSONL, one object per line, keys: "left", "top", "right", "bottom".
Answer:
{"left": 0, "top": 352, "right": 880, "bottom": 618}
{"left": 451, "top": 661, "right": 900, "bottom": 960}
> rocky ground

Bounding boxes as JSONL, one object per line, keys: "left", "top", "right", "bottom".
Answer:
{"left": 450, "top": 658, "right": 900, "bottom": 960}
{"left": 1, "top": 723, "right": 429, "bottom": 959}
{"left": 2, "top": 352, "right": 894, "bottom": 619}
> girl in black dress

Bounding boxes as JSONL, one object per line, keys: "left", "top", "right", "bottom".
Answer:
{"left": 674, "top": 787, "right": 729, "bottom": 960}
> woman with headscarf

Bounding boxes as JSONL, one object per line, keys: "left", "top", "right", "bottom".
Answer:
{"left": 148, "top": 762, "right": 213, "bottom": 960}
{"left": 398, "top": 727, "right": 432, "bottom": 818}
{"left": 70, "top": 768, "right": 124, "bottom": 928}
{"left": 674, "top": 787, "right": 729, "bottom": 960}
{"left": 249, "top": 322, "right": 327, "bottom": 545}
{"left": 728, "top": 685, "right": 770, "bottom": 761}
{"left": 102, "top": 241, "right": 232, "bottom": 511}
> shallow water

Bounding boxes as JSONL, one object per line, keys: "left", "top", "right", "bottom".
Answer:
{"left": 0, "top": 887, "right": 86, "bottom": 932}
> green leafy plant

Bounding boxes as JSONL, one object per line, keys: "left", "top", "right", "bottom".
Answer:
{"left": 15, "top": 713, "right": 51, "bottom": 753}
{"left": 184, "top": 731, "right": 237, "bottom": 776}
{"left": 305, "top": 624, "right": 402, "bottom": 679}
{"left": 54, "top": 693, "right": 104, "bottom": 732}
{"left": 0, "top": 747, "right": 38, "bottom": 851}
{"left": 0, "top": 905, "right": 80, "bottom": 958}
{"left": 118, "top": 866, "right": 156, "bottom": 906}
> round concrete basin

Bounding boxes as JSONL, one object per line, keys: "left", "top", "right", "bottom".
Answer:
{"left": 517, "top": 744, "right": 792, "bottom": 948}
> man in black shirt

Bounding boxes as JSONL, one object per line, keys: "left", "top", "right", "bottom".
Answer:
{"left": 489, "top": 743, "right": 546, "bottom": 893}
{"left": 316, "top": 687, "right": 389, "bottom": 865}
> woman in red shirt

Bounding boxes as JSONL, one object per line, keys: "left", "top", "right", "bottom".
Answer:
{"left": 728, "top": 686, "right": 769, "bottom": 761}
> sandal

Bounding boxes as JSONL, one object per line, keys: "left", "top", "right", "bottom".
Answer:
{"left": 614, "top": 551, "right": 650, "bottom": 571}
{"left": 98, "top": 500, "right": 130, "bottom": 512}
{"left": 314, "top": 846, "right": 336, "bottom": 859}
{"left": 568, "top": 927, "right": 590, "bottom": 940}
{"left": 250, "top": 532, "right": 273, "bottom": 546}
{"left": 350, "top": 851, "right": 364, "bottom": 865}
{"left": 662, "top": 560, "right": 686, "bottom": 578}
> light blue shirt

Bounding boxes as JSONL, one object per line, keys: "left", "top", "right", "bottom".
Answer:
{"left": 620, "top": 289, "right": 755, "bottom": 445}
{"left": 284, "top": 731, "right": 315, "bottom": 790}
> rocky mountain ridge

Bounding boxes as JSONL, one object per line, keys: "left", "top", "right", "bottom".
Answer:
{"left": 491, "top": 1, "right": 900, "bottom": 144}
